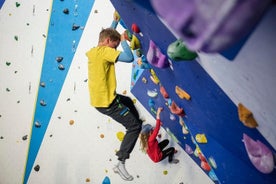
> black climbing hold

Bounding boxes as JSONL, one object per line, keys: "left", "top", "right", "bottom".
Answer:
{"left": 40, "top": 82, "right": 46, "bottom": 87}
{"left": 56, "top": 56, "right": 63, "bottom": 62}
{"left": 34, "top": 165, "right": 40, "bottom": 172}
{"left": 58, "top": 64, "right": 65, "bottom": 70}
{"left": 40, "top": 100, "right": 47, "bottom": 106}
{"left": 72, "top": 24, "right": 80, "bottom": 31}
{"left": 22, "top": 135, "right": 28, "bottom": 141}
{"left": 35, "top": 121, "right": 41, "bottom": 128}
{"left": 63, "top": 8, "right": 69, "bottom": 14}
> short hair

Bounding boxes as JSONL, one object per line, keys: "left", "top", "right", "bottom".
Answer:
{"left": 99, "top": 28, "right": 121, "bottom": 42}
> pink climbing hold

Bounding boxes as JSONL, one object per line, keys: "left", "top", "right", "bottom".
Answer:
{"left": 147, "top": 40, "right": 169, "bottom": 68}
{"left": 243, "top": 133, "right": 274, "bottom": 174}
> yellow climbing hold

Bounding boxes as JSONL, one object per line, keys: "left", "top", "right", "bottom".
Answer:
{"left": 113, "top": 11, "right": 120, "bottom": 21}
{"left": 175, "top": 85, "right": 191, "bottom": 100}
{"left": 122, "top": 90, "right": 127, "bottom": 95}
{"left": 116, "top": 131, "right": 125, "bottom": 141}
{"left": 195, "top": 134, "right": 207, "bottom": 143}
{"left": 130, "top": 34, "right": 141, "bottom": 50}
{"left": 150, "top": 69, "right": 160, "bottom": 85}
{"left": 163, "top": 170, "right": 168, "bottom": 175}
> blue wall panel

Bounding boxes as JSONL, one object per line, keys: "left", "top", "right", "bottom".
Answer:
{"left": 110, "top": 1, "right": 276, "bottom": 183}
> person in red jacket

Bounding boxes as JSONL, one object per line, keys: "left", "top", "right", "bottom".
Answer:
{"left": 139, "top": 107, "right": 179, "bottom": 163}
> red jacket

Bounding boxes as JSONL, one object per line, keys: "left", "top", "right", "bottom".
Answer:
{"left": 147, "top": 119, "right": 163, "bottom": 162}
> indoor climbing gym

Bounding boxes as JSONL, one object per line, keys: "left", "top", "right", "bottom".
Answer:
{"left": 0, "top": 0, "right": 276, "bottom": 183}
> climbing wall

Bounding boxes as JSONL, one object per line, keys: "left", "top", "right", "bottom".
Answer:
{"left": 110, "top": 1, "right": 276, "bottom": 184}
{"left": 1, "top": 0, "right": 218, "bottom": 184}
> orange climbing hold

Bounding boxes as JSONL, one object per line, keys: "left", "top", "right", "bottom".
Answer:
{"left": 238, "top": 103, "right": 258, "bottom": 128}
{"left": 160, "top": 85, "right": 169, "bottom": 99}
{"left": 175, "top": 85, "right": 191, "bottom": 100}
{"left": 169, "top": 101, "right": 186, "bottom": 117}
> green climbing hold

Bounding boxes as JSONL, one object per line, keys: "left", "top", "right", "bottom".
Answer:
{"left": 167, "top": 39, "right": 198, "bottom": 61}
{"left": 15, "top": 2, "right": 20, "bottom": 7}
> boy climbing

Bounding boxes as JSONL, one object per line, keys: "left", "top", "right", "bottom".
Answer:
{"left": 86, "top": 12, "right": 142, "bottom": 181}
{"left": 139, "top": 107, "right": 179, "bottom": 164}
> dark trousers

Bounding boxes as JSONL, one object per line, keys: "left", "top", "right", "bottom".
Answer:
{"left": 159, "top": 139, "right": 175, "bottom": 162}
{"left": 96, "top": 94, "right": 142, "bottom": 161}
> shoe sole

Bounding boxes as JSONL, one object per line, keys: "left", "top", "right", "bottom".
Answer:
{"left": 113, "top": 166, "right": 134, "bottom": 181}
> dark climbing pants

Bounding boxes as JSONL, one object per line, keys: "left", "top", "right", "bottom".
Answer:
{"left": 96, "top": 94, "right": 142, "bottom": 161}
{"left": 159, "top": 139, "right": 175, "bottom": 162}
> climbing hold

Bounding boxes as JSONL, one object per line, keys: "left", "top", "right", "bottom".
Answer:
{"left": 113, "top": 11, "right": 120, "bottom": 21}
{"left": 195, "top": 134, "right": 207, "bottom": 143}
{"left": 208, "top": 156, "right": 217, "bottom": 169}
{"left": 182, "top": 126, "right": 189, "bottom": 135}
{"left": 131, "top": 23, "right": 140, "bottom": 33}
{"left": 69, "top": 120, "right": 74, "bottom": 125}
{"left": 151, "top": 0, "right": 271, "bottom": 52}
{"left": 72, "top": 24, "right": 80, "bottom": 31}
{"left": 163, "top": 170, "right": 168, "bottom": 175}
{"left": 58, "top": 64, "right": 65, "bottom": 70}
{"left": 142, "top": 77, "right": 147, "bottom": 83}
{"left": 238, "top": 103, "right": 258, "bottom": 128}
{"left": 243, "top": 133, "right": 274, "bottom": 174}
{"left": 136, "top": 48, "right": 142, "bottom": 57}
{"left": 40, "top": 100, "right": 47, "bottom": 106}
{"left": 148, "top": 99, "right": 155, "bottom": 108}
{"left": 185, "top": 144, "right": 193, "bottom": 154}
{"left": 160, "top": 85, "right": 169, "bottom": 99}
{"left": 150, "top": 69, "right": 160, "bottom": 84}
{"left": 175, "top": 85, "right": 191, "bottom": 100}
{"left": 167, "top": 39, "right": 198, "bottom": 61}
{"left": 6, "top": 88, "right": 10, "bottom": 92}
{"left": 100, "top": 134, "right": 105, "bottom": 138}
{"left": 14, "top": 35, "right": 18, "bottom": 41}
{"left": 208, "top": 170, "right": 219, "bottom": 181}
{"left": 55, "top": 56, "right": 63, "bottom": 62}
{"left": 22, "top": 135, "right": 28, "bottom": 141}
{"left": 201, "top": 160, "right": 211, "bottom": 172}
{"left": 133, "top": 69, "right": 139, "bottom": 80}
{"left": 169, "top": 113, "right": 175, "bottom": 121}
{"left": 130, "top": 34, "right": 141, "bottom": 50}
{"left": 15, "top": 2, "right": 20, "bottom": 7}
{"left": 34, "top": 165, "right": 40, "bottom": 172}
{"left": 102, "top": 176, "right": 111, "bottom": 184}
{"left": 179, "top": 117, "right": 189, "bottom": 134}
{"left": 116, "top": 131, "right": 125, "bottom": 141}
{"left": 147, "top": 40, "right": 169, "bottom": 68}
{"left": 85, "top": 178, "right": 90, "bottom": 182}
{"left": 63, "top": 8, "right": 69, "bottom": 14}
{"left": 40, "top": 82, "right": 46, "bottom": 87}
{"left": 169, "top": 101, "right": 186, "bottom": 117}
{"left": 35, "top": 121, "right": 41, "bottom": 128}
{"left": 138, "top": 55, "right": 151, "bottom": 69}
{"left": 6, "top": 62, "right": 11, "bottom": 66}
{"left": 147, "top": 89, "right": 158, "bottom": 98}
{"left": 123, "top": 30, "right": 132, "bottom": 41}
